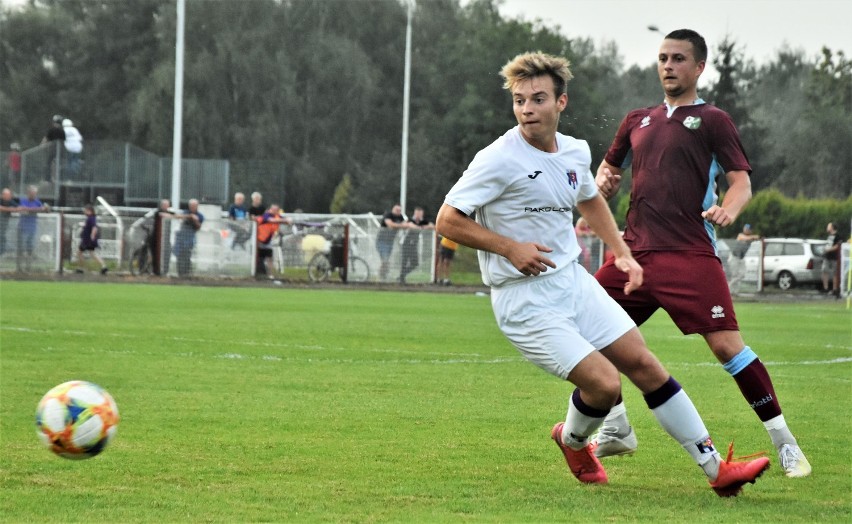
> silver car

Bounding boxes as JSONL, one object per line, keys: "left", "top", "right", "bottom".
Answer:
{"left": 743, "top": 238, "right": 825, "bottom": 290}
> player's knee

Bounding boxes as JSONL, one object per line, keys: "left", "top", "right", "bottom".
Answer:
{"left": 569, "top": 353, "right": 622, "bottom": 408}
{"left": 616, "top": 345, "right": 662, "bottom": 376}
{"left": 599, "top": 379, "right": 622, "bottom": 407}
{"left": 621, "top": 350, "right": 669, "bottom": 390}
{"left": 584, "top": 370, "right": 622, "bottom": 408}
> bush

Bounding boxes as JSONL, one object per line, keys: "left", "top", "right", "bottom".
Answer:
{"left": 731, "top": 189, "right": 852, "bottom": 238}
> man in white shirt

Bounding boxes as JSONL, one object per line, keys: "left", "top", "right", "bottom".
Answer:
{"left": 62, "top": 119, "right": 83, "bottom": 178}
{"left": 435, "top": 51, "right": 769, "bottom": 496}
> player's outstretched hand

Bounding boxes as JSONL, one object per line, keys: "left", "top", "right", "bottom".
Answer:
{"left": 508, "top": 242, "right": 556, "bottom": 277}
{"left": 596, "top": 167, "right": 621, "bottom": 200}
{"left": 613, "top": 254, "right": 643, "bottom": 295}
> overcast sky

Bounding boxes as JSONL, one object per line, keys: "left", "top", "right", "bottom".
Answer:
{"left": 494, "top": 0, "right": 852, "bottom": 81}
{"left": 5, "top": 0, "right": 850, "bottom": 80}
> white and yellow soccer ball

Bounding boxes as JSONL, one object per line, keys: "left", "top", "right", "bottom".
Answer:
{"left": 35, "top": 381, "right": 119, "bottom": 459}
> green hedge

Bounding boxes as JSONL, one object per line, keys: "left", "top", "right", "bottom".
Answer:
{"left": 611, "top": 189, "right": 851, "bottom": 239}
{"left": 731, "top": 190, "right": 852, "bottom": 239}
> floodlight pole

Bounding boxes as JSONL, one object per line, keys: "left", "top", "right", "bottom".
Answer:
{"left": 170, "top": 0, "right": 186, "bottom": 207}
{"left": 399, "top": 0, "right": 414, "bottom": 215}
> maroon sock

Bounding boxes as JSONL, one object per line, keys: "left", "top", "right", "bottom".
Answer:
{"left": 731, "top": 359, "right": 782, "bottom": 421}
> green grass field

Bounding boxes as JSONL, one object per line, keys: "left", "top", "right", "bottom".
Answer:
{"left": 1, "top": 280, "right": 850, "bottom": 523}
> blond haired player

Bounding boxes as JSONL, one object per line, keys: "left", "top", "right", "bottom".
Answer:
{"left": 436, "top": 51, "right": 769, "bottom": 495}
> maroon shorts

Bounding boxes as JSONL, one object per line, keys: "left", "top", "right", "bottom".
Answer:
{"left": 594, "top": 250, "right": 738, "bottom": 335}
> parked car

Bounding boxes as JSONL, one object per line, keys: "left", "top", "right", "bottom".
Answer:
{"left": 743, "top": 238, "right": 825, "bottom": 290}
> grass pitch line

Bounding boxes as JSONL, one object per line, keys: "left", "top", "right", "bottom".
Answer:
{"left": 1, "top": 324, "right": 499, "bottom": 359}
{"left": 5, "top": 325, "right": 849, "bottom": 367}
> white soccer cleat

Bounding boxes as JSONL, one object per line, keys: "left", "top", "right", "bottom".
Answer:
{"left": 590, "top": 425, "right": 638, "bottom": 458}
{"left": 778, "top": 444, "right": 812, "bottom": 478}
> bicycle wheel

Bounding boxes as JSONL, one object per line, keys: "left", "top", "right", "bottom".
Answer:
{"left": 344, "top": 256, "right": 370, "bottom": 283}
{"left": 307, "top": 252, "right": 331, "bottom": 282}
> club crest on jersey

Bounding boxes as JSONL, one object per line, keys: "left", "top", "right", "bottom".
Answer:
{"left": 640, "top": 116, "right": 651, "bottom": 128}
{"left": 565, "top": 170, "right": 578, "bottom": 189}
{"left": 683, "top": 116, "right": 702, "bottom": 129}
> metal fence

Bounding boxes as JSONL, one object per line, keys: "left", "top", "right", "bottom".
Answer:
{"left": 0, "top": 213, "right": 63, "bottom": 273}
{"left": 0, "top": 210, "right": 439, "bottom": 284}
{"left": 249, "top": 213, "right": 437, "bottom": 284}
{"left": 12, "top": 141, "right": 229, "bottom": 208}
{"left": 0, "top": 203, "right": 782, "bottom": 291}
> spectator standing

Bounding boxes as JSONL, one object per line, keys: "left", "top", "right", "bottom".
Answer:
{"left": 42, "top": 115, "right": 65, "bottom": 183}
{"left": 173, "top": 199, "right": 204, "bottom": 277}
{"left": 727, "top": 224, "right": 759, "bottom": 294}
{"left": 0, "top": 187, "right": 19, "bottom": 257}
{"left": 822, "top": 221, "right": 842, "bottom": 297}
{"left": 74, "top": 204, "right": 107, "bottom": 274}
{"left": 62, "top": 119, "right": 83, "bottom": 179}
{"left": 228, "top": 192, "right": 248, "bottom": 220}
{"left": 436, "top": 236, "right": 458, "bottom": 286}
{"left": 436, "top": 51, "right": 769, "bottom": 494}
{"left": 376, "top": 203, "right": 410, "bottom": 280}
{"left": 248, "top": 192, "right": 265, "bottom": 219}
{"left": 16, "top": 185, "right": 48, "bottom": 271}
{"left": 399, "top": 206, "right": 435, "bottom": 284}
{"left": 255, "top": 204, "right": 290, "bottom": 277}
{"left": 575, "top": 216, "right": 595, "bottom": 271}
{"left": 7, "top": 143, "right": 21, "bottom": 189}
{"left": 227, "top": 192, "right": 251, "bottom": 250}
{"left": 593, "top": 29, "right": 810, "bottom": 478}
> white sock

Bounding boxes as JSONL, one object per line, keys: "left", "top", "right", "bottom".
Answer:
{"left": 562, "top": 393, "right": 607, "bottom": 450}
{"left": 763, "top": 414, "right": 797, "bottom": 449}
{"left": 601, "top": 400, "right": 630, "bottom": 435}
{"left": 651, "top": 389, "right": 721, "bottom": 478}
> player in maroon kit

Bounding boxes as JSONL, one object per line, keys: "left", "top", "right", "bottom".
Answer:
{"left": 592, "top": 29, "right": 810, "bottom": 478}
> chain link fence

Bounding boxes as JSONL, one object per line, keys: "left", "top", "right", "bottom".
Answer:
{"left": 4, "top": 207, "right": 805, "bottom": 294}
{"left": 10, "top": 141, "right": 229, "bottom": 208}
{"left": 0, "top": 209, "right": 439, "bottom": 284}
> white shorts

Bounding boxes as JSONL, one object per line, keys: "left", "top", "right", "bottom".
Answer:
{"left": 491, "top": 262, "right": 635, "bottom": 380}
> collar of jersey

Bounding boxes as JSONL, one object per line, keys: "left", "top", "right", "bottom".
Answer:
{"left": 663, "top": 98, "right": 705, "bottom": 117}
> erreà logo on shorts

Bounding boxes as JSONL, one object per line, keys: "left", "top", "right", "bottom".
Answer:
{"left": 711, "top": 305, "right": 725, "bottom": 319}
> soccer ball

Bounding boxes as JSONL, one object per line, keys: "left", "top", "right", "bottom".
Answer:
{"left": 35, "top": 380, "right": 119, "bottom": 459}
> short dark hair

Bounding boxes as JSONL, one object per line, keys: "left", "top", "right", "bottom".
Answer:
{"left": 665, "top": 29, "right": 707, "bottom": 63}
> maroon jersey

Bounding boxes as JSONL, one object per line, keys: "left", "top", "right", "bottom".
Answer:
{"left": 605, "top": 102, "right": 751, "bottom": 254}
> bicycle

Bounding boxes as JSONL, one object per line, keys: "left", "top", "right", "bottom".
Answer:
{"left": 307, "top": 235, "right": 370, "bottom": 283}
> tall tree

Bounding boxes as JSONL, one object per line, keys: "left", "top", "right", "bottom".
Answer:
{"left": 744, "top": 48, "right": 810, "bottom": 192}
{"left": 704, "top": 36, "right": 768, "bottom": 193}
{"left": 3, "top": 0, "right": 844, "bottom": 212}
{"left": 778, "top": 48, "right": 852, "bottom": 197}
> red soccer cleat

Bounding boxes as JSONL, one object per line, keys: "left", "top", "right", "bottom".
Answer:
{"left": 551, "top": 423, "right": 608, "bottom": 484}
{"left": 709, "top": 442, "right": 771, "bottom": 497}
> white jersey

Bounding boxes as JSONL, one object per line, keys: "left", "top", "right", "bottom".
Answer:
{"left": 444, "top": 126, "right": 598, "bottom": 287}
